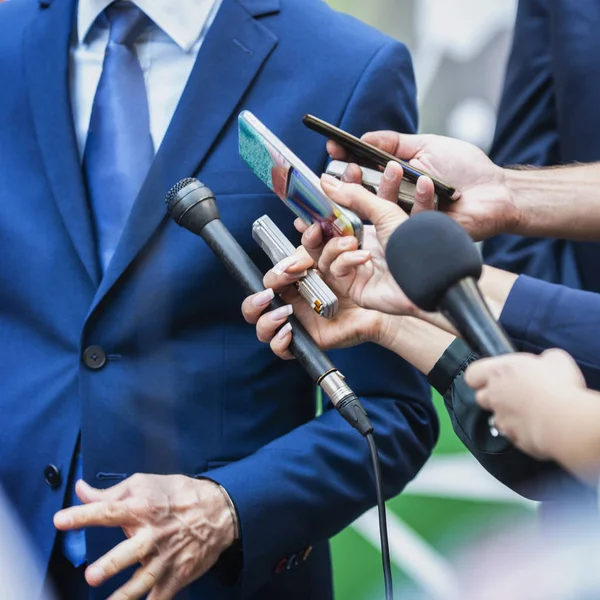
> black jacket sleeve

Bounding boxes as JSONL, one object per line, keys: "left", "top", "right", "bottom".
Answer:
{"left": 427, "top": 339, "right": 590, "bottom": 501}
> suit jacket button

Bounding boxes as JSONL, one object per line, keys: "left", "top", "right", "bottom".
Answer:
{"left": 44, "top": 464, "right": 62, "bottom": 488}
{"left": 83, "top": 346, "right": 107, "bottom": 370}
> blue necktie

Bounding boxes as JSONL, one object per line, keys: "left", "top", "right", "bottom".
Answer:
{"left": 84, "top": 1, "right": 154, "bottom": 273}
{"left": 62, "top": 2, "right": 154, "bottom": 568}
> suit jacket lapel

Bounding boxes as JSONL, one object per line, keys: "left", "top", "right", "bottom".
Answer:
{"left": 89, "top": 0, "right": 279, "bottom": 313}
{"left": 24, "top": 0, "right": 101, "bottom": 288}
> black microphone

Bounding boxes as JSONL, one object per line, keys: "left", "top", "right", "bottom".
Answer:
{"left": 385, "top": 211, "right": 514, "bottom": 358}
{"left": 165, "top": 178, "right": 373, "bottom": 437}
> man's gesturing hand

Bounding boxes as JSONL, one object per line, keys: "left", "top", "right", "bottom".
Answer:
{"left": 54, "top": 475, "right": 236, "bottom": 600}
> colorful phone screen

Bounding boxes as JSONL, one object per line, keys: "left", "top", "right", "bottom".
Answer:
{"left": 238, "top": 114, "right": 357, "bottom": 238}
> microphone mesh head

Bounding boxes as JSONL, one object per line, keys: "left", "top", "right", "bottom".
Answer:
{"left": 165, "top": 177, "right": 199, "bottom": 213}
{"left": 385, "top": 212, "right": 482, "bottom": 312}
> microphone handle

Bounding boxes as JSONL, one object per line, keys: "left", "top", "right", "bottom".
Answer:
{"left": 200, "top": 219, "right": 336, "bottom": 383}
{"left": 441, "top": 278, "right": 515, "bottom": 358}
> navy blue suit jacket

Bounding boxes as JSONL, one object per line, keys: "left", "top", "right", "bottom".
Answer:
{"left": 501, "top": 276, "right": 600, "bottom": 390}
{"left": 484, "top": 0, "right": 600, "bottom": 292}
{"left": 0, "top": 0, "right": 437, "bottom": 598}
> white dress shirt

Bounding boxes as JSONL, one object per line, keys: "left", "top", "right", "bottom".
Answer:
{"left": 70, "top": 0, "right": 223, "bottom": 158}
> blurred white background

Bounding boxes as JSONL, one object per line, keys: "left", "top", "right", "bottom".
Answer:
{"left": 328, "top": 0, "right": 518, "bottom": 149}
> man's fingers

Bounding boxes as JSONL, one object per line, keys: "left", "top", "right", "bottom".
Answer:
{"left": 241, "top": 289, "right": 276, "bottom": 325}
{"left": 327, "top": 140, "right": 353, "bottom": 162}
{"left": 411, "top": 176, "right": 437, "bottom": 215}
{"left": 341, "top": 163, "right": 363, "bottom": 184}
{"left": 54, "top": 500, "right": 136, "bottom": 530}
{"left": 256, "top": 305, "right": 293, "bottom": 344}
{"left": 76, "top": 479, "right": 130, "bottom": 504}
{"left": 75, "top": 480, "right": 105, "bottom": 504}
{"left": 147, "top": 574, "right": 184, "bottom": 600}
{"left": 361, "top": 131, "right": 424, "bottom": 161}
{"left": 86, "top": 535, "right": 154, "bottom": 588}
{"left": 106, "top": 558, "right": 163, "bottom": 600}
{"left": 377, "top": 162, "right": 404, "bottom": 204}
{"left": 320, "top": 174, "right": 405, "bottom": 229}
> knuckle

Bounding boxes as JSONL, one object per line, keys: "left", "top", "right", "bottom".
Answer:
{"left": 165, "top": 573, "right": 182, "bottom": 593}
{"left": 135, "top": 538, "right": 149, "bottom": 561}
{"left": 128, "top": 473, "right": 143, "bottom": 485}
{"left": 107, "top": 554, "right": 121, "bottom": 576}
{"left": 144, "top": 568, "right": 158, "bottom": 587}
{"left": 176, "top": 557, "right": 195, "bottom": 581}
{"left": 142, "top": 499, "right": 161, "bottom": 519}
{"left": 104, "top": 502, "right": 120, "bottom": 519}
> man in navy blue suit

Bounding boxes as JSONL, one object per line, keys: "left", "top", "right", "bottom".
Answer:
{"left": 484, "top": 0, "right": 600, "bottom": 292}
{"left": 0, "top": 0, "right": 437, "bottom": 598}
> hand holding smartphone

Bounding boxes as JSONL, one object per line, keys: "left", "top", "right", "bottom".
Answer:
{"left": 303, "top": 114, "right": 461, "bottom": 204}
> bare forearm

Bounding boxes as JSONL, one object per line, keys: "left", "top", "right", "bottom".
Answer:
{"left": 507, "top": 163, "right": 600, "bottom": 240}
{"left": 379, "top": 315, "right": 456, "bottom": 376}
{"left": 402, "top": 266, "right": 518, "bottom": 341}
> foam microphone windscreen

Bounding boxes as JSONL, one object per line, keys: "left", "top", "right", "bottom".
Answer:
{"left": 385, "top": 212, "right": 482, "bottom": 312}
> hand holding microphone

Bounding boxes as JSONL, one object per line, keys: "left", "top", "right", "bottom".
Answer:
{"left": 464, "top": 350, "right": 588, "bottom": 461}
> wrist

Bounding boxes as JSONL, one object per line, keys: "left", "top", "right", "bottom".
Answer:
{"left": 193, "top": 478, "right": 238, "bottom": 551}
{"left": 373, "top": 313, "right": 405, "bottom": 350}
{"left": 217, "top": 484, "right": 240, "bottom": 541}
{"left": 500, "top": 167, "right": 527, "bottom": 235}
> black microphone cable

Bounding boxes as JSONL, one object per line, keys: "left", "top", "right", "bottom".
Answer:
{"left": 166, "top": 177, "right": 393, "bottom": 600}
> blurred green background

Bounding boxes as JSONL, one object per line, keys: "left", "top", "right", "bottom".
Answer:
{"left": 323, "top": 2, "right": 536, "bottom": 598}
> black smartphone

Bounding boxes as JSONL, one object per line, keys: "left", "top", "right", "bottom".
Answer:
{"left": 302, "top": 114, "right": 461, "bottom": 203}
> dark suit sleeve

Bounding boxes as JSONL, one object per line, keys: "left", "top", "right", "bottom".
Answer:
{"left": 428, "top": 339, "right": 586, "bottom": 501}
{"left": 500, "top": 276, "right": 600, "bottom": 389}
{"left": 483, "top": 0, "right": 582, "bottom": 288}
{"left": 205, "top": 41, "right": 437, "bottom": 595}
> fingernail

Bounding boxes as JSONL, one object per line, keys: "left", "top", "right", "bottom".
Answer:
{"left": 252, "top": 288, "right": 275, "bottom": 307}
{"left": 273, "top": 256, "right": 298, "bottom": 275}
{"left": 306, "top": 223, "right": 320, "bottom": 239}
{"left": 341, "top": 166, "right": 353, "bottom": 183}
{"left": 321, "top": 173, "right": 341, "bottom": 189}
{"left": 353, "top": 250, "right": 371, "bottom": 261}
{"left": 416, "top": 176, "right": 428, "bottom": 194}
{"left": 339, "top": 237, "right": 355, "bottom": 248}
{"left": 276, "top": 322, "right": 293, "bottom": 340}
{"left": 384, "top": 162, "right": 397, "bottom": 180}
{"left": 54, "top": 513, "right": 72, "bottom": 528}
{"left": 271, "top": 305, "right": 293, "bottom": 321}
{"left": 87, "top": 565, "right": 105, "bottom": 582}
